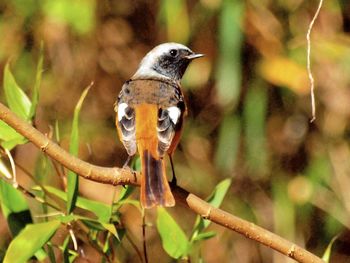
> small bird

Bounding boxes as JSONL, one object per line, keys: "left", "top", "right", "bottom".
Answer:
{"left": 115, "top": 43, "right": 203, "bottom": 208}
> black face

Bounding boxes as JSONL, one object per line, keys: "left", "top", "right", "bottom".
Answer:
{"left": 152, "top": 48, "right": 194, "bottom": 80}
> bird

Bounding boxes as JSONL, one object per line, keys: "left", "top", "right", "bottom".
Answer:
{"left": 115, "top": 42, "right": 203, "bottom": 208}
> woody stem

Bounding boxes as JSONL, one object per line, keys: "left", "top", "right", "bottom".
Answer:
{"left": 0, "top": 102, "right": 323, "bottom": 263}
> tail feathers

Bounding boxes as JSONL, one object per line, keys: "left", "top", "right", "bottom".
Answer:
{"left": 140, "top": 150, "right": 175, "bottom": 208}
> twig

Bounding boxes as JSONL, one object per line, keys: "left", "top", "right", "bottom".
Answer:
{"left": 142, "top": 212, "right": 149, "bottom": 263}
{"left": 4, "top": 148, "right": 17, "bottom": 187}
{"left": 13, "top": 160, "right": 66, "bottom": 211}
{"left": 3, "top": 178, "right": 61, "bottom": 211}
{"left": 125, "top": 233, "right": 144, "bottom": 263}
{"left": 0, "top": 102, "right": 324, "bottom": 263}
{"left": 307, "top": 0, "right": 323, "bottom": 122}
{"left": 175, "top": 189, "right": 324, "bottom": 263}
{"left": 68, "top": 224, "right": 78, "bottom": 251}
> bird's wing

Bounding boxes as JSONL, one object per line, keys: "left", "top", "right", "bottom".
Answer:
{"left": 115, "top": 83, "right": 137, "bottom": 156}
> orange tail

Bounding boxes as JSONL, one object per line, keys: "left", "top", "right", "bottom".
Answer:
{"left": 135, "top": 104, "right": 175, "bottom": 208}
{"left": 139, "top": 146, "right": 175, "bottom": 208}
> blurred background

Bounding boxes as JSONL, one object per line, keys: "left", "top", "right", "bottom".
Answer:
{"left": 1, "top": 0, "right": 350, "bottom": 262}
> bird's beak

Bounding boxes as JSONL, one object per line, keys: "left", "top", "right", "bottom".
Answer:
{"left": 185, "top": 53, "right": 204, "bottom": 60}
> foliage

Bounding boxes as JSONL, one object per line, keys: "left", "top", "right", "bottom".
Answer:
{"left": 0, "top": 0, "right": 350, "bottom": 262}
{"left": 4, "top": 220, "right": 61, "bottom": 263}
{"left": 0, "top": 62, "right": 229, "bottom": 262}
{"left": 66, "top": 85, "right": 90, "bottom": 214}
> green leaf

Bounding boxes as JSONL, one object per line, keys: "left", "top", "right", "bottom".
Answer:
{"left": 3, "top": 63, "right": 32, "bottom": 120}
{"left": 114, "top": 186, "right": 140, "bottom": 213}
{"left": 61, "top": 235, "right": 71, "bottom": 263}
{"left": 206, "top": 178, "right": 232, "bottom": 209}
{"left": 29, "top": 42, "right": 44, "bottom": 119}
{"left": 47, "top": 244, "right": 57, "bottom": 263}
{"left": 0, "top": 121, "right": 27, "bottom": 150}
{"left": 35, "top": 185, "right": 111, "bottom": 223}
{"left": 116, "top": 199, "right": 141, "bottom": 211}
{"left": 322, "top": 234, "right": 339, "bottom": 262}
{"left": 191, "top": 231, "right": 216, "bottom": 242}
{"left": 67, "top": 86, "right": 91, "bottom": 214}
{"left": 133, "top": 156, "right": 141, "bottom": 171}
{"left": 118, "top": 185, "right": 135, "bottom": 201}
{"left": 0, "top": 180, "right": 32, "bottom": 236}
{"left": 58, "top": 214, "right": 75, "bottom": 224}
{"left": 3, "top": 220, "right": 61, "bottom": 263}
{"left": 1, "top": 136, "right": 27, "bottom": 150}
{"left": 191, "top": 179, "right": 231, "bottom": 241}
{"left": 81, "top": 219, "right": 119, "bottom": 239}
{"left": 55, "top": 120, "right": 61, "bottom": 142}
{"left": 69, "top": 214, "right": 118, "bottom": 239}
{"left": 0, "top": 63, "right": 31, "bottom": 149}
{"left": 157, "top": 207, "right": 189, "bottom": 259}
{"left": 100, "top": 223, "right": 119, "bottom": 239}
{"left": 34, "top": 249, "right": 48, "bottom": 262}
{"left": 0, "top": 180, "right": 28, "bottom": 217}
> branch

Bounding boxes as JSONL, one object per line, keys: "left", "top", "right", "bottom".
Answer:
{"left": 306, "top": 0, "right": 323, "bottom": 122}
{"left": 0, "top": 102, "right": 324, "bottom": 263}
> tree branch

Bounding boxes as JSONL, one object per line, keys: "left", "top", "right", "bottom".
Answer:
{"left": 0, "top": 102, "right": 324, "bottom": 263}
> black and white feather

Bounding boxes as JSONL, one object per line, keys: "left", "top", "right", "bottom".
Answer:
{"left": 116, "top": 102, "right": 137, "bottom": 156}
{"left": 157, "top": 106, "right": 181, "bottom": 155}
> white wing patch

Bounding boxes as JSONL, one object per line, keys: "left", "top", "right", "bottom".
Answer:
{"left": 167, "top": 106, "right": 181, "bottom": 125}
{"left": 117, "top": 103, "right": 128, "bottom": 121}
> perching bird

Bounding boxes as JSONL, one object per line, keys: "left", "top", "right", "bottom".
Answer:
{"left": 115, "top": 43, "right": 203, "bottom": 208}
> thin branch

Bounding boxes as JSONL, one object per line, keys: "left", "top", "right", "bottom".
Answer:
{"left": 0, "top": 103, "right": 137, "bottom": 186}
{"left": 0, "top": 102, "right": 324, "bottom": 263}
{"left": 142, "top": 212, "right": 149, "bottom": 263}
{"left": 4, "top": 148, "right": 17, "bottom": 187}
{"left": 307, "top": 0, "right": 323, "bottom": 122}
{"left": 2, "top": 177, "right": 61, "bottom": 211}
{"left": 125, "top": 233, "right": 144, "bottom": 263}
{"left": 13, "top": 160, "right": 66, "bottom": 211}
{"left": 68, "top": 224, "right": 78, "bottom": 251}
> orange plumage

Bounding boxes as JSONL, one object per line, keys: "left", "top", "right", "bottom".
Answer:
{"left": 135, "top": 104, "right": 175, "bottom": 208}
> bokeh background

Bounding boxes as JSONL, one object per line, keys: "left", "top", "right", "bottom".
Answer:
{"left": 1, "top": 0, "right": 350, "bottom": 262}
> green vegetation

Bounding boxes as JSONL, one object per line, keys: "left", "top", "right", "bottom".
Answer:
{"left": 0, "top": 0, "right": 350, "bottom": 262}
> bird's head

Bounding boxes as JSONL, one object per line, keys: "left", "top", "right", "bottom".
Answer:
{"left": 133, "top": 42, "right": 203, "bottom": 81}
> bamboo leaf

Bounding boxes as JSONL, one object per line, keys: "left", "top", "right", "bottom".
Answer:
{"left": 322, "top": 234, "right": 339, "bottom": 262}
{"left": 34, "top": 185, "right": 111, "bottom": 223}
{"left": 192, "top": 231, "right": 216, "bottom": 242}
{"left": 4, "top": 220, "right": 61, "bottom": 263}
{"left": 29, "top": 42, "right": 44, "bottom": 119}
{"left": 0, "top": 180, "right": 31, "bottom": 236}
{"left": 157, "top": 207, "right": 189, "bottom": 259}
{"left": 3, "top": 63, "right": 32, "bottom": 120}
{"left": 191, "top": 179, "right": 231, "bottom": 241}
{"left": 118, "top": 185, "right": 135, "bottom": 201}
{"left": 0, "top": 122, "right": 26, "bottom": 149}
{"left": 67, "top": 85, "right": 91, "bottom": 214}
{"left": 1, "top": 63, "right": 30, "bottom": 149}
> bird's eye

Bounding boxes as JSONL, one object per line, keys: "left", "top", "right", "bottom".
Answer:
{"left": 169, "top": 49, "right": 178, "bottom": 57}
